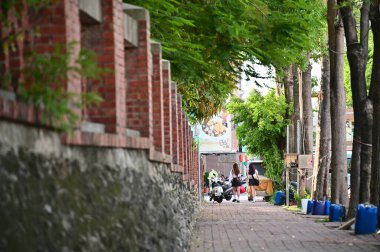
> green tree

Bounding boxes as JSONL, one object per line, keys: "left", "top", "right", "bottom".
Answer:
{"left": 126, "top": 0, "right": 326, "bottom": 123}
{"left": 227, "top": 90, "right": 290, "bottom": 188}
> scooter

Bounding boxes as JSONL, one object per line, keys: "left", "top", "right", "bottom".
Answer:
{"left": 209, "top": 177, "right": 233, "bottom": 203}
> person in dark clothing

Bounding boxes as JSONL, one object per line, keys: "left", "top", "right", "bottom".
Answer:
{"left": 248, "top": 162, "right": 259, "bottom": 203}
{"left": 229, "top": 163, "right": 242, "bottom": 203}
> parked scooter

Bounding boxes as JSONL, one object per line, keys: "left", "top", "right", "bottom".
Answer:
{"left": 209, "top": 177, "right": 233, "bottom": 203}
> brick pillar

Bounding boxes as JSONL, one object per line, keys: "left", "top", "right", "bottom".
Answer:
{"left": 177, "top": 94, "right": 184, "bottom": 169}
{"left": 190, "top": 128, "right": 194, "bottom": 182}
{"left": 186, "top": 119, "right": 191, "bottom": 179}
{"left": 183, "top": 118, "right": 188, "bottom": 178}
{"left": 194, "top": 147, "right": 198, "bottom": 189}
{"left": 184, "top": 119, "right": 189, "bottom": 178}
{"left": 151, "top": 42, "right": 164, "bottom": 152}
{"left": 162, "top": 60, "right": 172, "bottom": 158}
{"left": 29, "top": 0, "right": 81, "bottom": 117}
{"left": 79, "top": 0, "right": 126, "bottom": 133}
{"left": 0, "top": 2, "right": 30, "bottom": 91}
{"left": 171, "top": 82, "right": 179, "bottom": 165}
{"left": 91, "top": 0, "right": 126, "bottom": 133}
{"left": 124, "top": 7, "right": 152, "bottom": 139}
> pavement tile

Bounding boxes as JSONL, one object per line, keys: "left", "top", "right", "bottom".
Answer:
{"left": 189, "top": 197, "right": 380, "bottom": 252}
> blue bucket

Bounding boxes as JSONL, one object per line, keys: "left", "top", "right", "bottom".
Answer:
{"left": 329, "top": 204, "right": 345, "bottom": 222}
{"left": 355, "top": 204, "right": 378, "bottom": 234}
{"left": 313, "top": 200, "right": 326, "bottom": 215}
{"left": 307, "top": 200, "right": 313, "bottom": 215}
{"left": 274, "top": 191, "right": 284, "bottom": 205}
{"left": 324, "top": 201, "right": 331, "bottom": 215}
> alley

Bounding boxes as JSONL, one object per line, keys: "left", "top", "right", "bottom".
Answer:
{"left": 190, "top": 198, "right": 380, "bottom": 252}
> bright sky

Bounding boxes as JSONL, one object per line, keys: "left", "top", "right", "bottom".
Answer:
{"left": 240, "top": 61, "right": 321, "bottom": 99}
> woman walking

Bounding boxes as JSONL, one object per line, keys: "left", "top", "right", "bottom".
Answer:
{"left": 248, "top": 162, "right": 259, "bottom": 203}
{"left": 229, "top": 163, "right": 242, "bottom": 203}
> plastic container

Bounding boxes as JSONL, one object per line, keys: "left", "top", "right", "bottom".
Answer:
{"left": 355, "top": 204, "right": 378, "bottom": 234}
{"left": 240, "top": 186, "right": 246, "bottom": 194}
{"left": 313, "top": 200, "right": 326, "bottom": 215}
{"left": 301, "top": 199, "right": 309, "bottom": 214}
{"left": 274, "top": 191, "right": 284, "bottom": 205}
{"left": 307, "top": 200, "right": 313, "bottom": 215}
{"left": 324, "top": 200, "right": 331, "bottom": 216}
{"left": 329, "top": 204, "right": 345, "bottom": 222}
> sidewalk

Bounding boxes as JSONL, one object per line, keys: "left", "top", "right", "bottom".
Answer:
{"left": 189, "top": 196, "right": 380, "bottom": 252}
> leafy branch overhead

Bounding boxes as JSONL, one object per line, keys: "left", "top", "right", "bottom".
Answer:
{"left": 126, "top": 0, "right": 325, "bottom": 122}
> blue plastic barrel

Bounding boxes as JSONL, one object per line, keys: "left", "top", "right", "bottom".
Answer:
{"left": 329, "top": 204, "right": 345, "bottom": 222}
{"left": 313, "top": 200, "right": 326, "bottom": 215}
{"left": 355, "top": 204, "right": 378, "bottom": 234}
{"left": 307, "top": 200, "right": 313, "bottom": 215}
{"left": 324, "top": 201, "right": 331, "bottom": 215}
{"left": 274, "top": 191, "right": 284, "bottom": 205}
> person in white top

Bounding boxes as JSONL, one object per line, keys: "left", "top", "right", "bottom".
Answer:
{"left": 248, "top": 162, "right": 260, "bottom": 203}
{"left": 229, "top": 163, "right": 242, "bottom": 203}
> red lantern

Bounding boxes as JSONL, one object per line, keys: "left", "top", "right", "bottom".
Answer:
{"left": 239, "top": 155, "right": 243, "bottom": 162}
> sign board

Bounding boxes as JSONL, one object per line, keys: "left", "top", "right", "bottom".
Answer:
{"left": 298, "top": 154, "right": 313, "bottom": 169}
{"left": 197, "top": 111, "right": 234, "bottom": 152}
{"left": 285, "top": 153, "right": 298, "bottom": 168}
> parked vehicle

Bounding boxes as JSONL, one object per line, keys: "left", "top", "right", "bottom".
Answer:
{"left": 209, "top": 177, "right": 233, "bottom": 203}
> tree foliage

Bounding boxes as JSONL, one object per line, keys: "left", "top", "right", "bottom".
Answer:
{"left": 126, "top": 0, "right": 326, "bottom": 122}
{"left": 227, "top": 90, "right": 291, "bottom": 187}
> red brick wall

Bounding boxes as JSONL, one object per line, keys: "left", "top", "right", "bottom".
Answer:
{"left": 162, "top": 60, "right": 172, "bottom": 158}
{"left": 124, "top": 8, "right": 152, "bottom": 139}
{"left": 0, "top": 0, "right": 194, "bottom": 179}
{"left": 28, "top": 0, "right": 82, "bottom": 119}
{"left": 184, "top": 119, "right": 189, "bottom": 178}
{"left": 171, "top": 82, "right": 179, "bottom": 165}
{"left": 151, "top": 43, "right": 164, "bottom": 152}
{"left": 80, "top": 0, "right": 127, "bottom": 133}
{"left": 177, "top": 95, "right": 184, "bottom": 169}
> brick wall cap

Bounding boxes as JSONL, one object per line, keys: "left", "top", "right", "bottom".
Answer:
{"left": 162, "top": 60, "right": 170, "bottom": 70}
{"left": 123, "top": 4, "right": 149, "bottom": 21}
{"left": 171, "top": 81, "right": 177, "bottom": 89}
{"left": 151, "top": 42, "right": 161, "bottom": 54}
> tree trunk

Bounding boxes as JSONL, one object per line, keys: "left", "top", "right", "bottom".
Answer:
{"left": 293, "top": 64, "right": 301, "bottom": 152}
{"left": 312, "top": 109, "right": 321, "bottom": 199}
{"left": 315, "top": 56, "right": 331, "bottom": 200}
{"left": 369, "top": 1, "right": 380, "bottom": 228}
{"left": 292, "top": 64, "right": 301, "bottom": 186}
{"left": 283, "top": 66, "right": 296, "bottom": 154}
{"left": 339, "top": 0, "right": 370, "bottom": 215}
{"left": 300, "top": 61, "right": 313, "bottom": 197}
{"left": 360, "top": 99, "right": 373, "bottom": 203}
{"left": 329, "top": 2, "right": 348, "bottom": 205}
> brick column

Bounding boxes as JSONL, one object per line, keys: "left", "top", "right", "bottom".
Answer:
{"left": 189, "top": 128, "right": 194, "bottom": 182}
{"left": 177, "top": 94, "right": 184, "bottom": 170}
{"left": 124, "top": 6, "right": 152, "bottom": 139}
{"left": 150, "top": 42, "right": 164, "bottom": 152}
{"left": 193, "top": 146, "right": 198, "bottom": 189}
{"left": 80, "top": 0, "right": 126, "bottom": 133}
{"left": 171, "top": 82, "right": 179, "bottom": 165}
{"left": 184, "top": 119, "right": 189, "bottom": 178}
{"left": 183, "top": 118, "right": 188, "bottom": 178}
{"left": 162, "top": 60, "right": 172, "bottom": 158}
{"left": 30, "top": 0, "right": 82, "bottom": 116}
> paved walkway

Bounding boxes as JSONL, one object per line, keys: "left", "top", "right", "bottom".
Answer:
{"left": 190, "top": 196, "right": 380, "bottom": 252}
